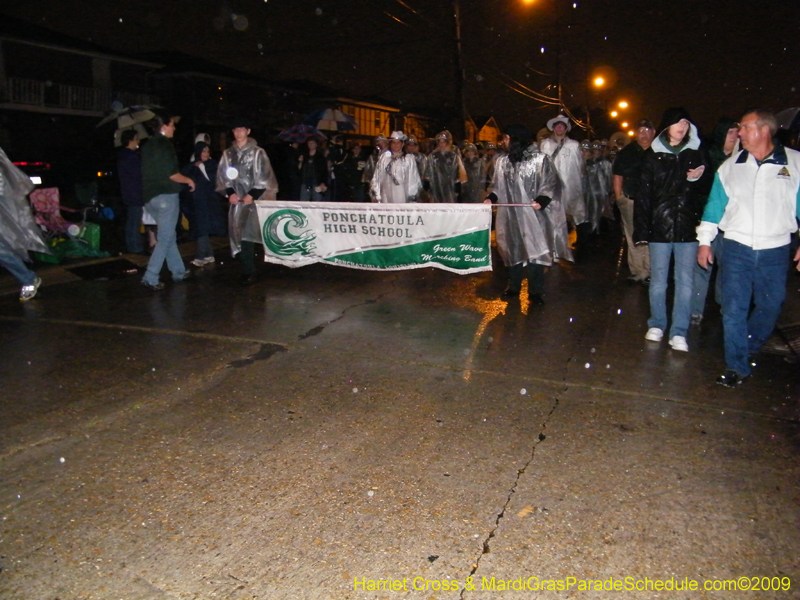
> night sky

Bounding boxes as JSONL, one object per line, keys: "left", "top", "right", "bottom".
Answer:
{"left": 4, "top": 0, "right": 798, "bottom": 136}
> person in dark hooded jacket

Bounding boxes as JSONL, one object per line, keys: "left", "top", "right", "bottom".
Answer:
{"left": 183, "top": 141, "right": 227, "bottom": 266}
{"left": 689, "top": 117, "right": 739, "bottom": 323}
{"left": 634, "top": 107, "right": 711, "bottom": 352}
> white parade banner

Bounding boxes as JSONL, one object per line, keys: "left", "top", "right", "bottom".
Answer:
{"left": 252, "top": 201, "right": 492, "bottom": 273}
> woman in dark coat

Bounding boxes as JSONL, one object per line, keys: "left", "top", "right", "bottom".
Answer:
{"left": 634, "top": 107, "right": 711, "bottom": 352}
{"left": 184, "top": 142, "right": 227, "bottom": 266}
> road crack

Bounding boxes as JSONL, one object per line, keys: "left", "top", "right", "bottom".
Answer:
{"left": 461, "top": 396, "right": 560, "bottom": 598}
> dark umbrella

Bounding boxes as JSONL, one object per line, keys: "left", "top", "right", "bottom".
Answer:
{"left": 776, "top": 107, "right": 800, "bottom": 131}
{"left": 277, "top": 124, "right": 327, "bottom": 143}
{"left": 304, "top": 109, "right": 358, "bottom": 132}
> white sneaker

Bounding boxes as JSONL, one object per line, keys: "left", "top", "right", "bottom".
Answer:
{"left": 645, "top": 327, "right": 663, "bottom": 342}
{"left": 19, "top": 277, "right": 41, "bottom": 302}
{"left": 669, "top": 336, "right": 689, "bottom": 352}
{"left": 203, "top": 256, "right": 215, "bottom": 264}
{"left": 190, "top": 258, "right": 206, "bottom": 267}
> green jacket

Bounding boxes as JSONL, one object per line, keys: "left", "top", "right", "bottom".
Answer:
{"left": 142, "top": 134, "right": 181, "bottom": 201}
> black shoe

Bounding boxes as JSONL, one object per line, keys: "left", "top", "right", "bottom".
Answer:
{"left": 716, "top": 371, "right": 749, "bottom": 388}
{"left": 173, "top": 271, "right": 193, "bottom": 283}
{"left": 641, "top": 277, "right": 650, "bottom": 287}
{"left": 502, "top": 288, "right": 520, "bottom": 297}
{"left": 529, "top": 294, "right": 545, "bottom": 306}
{"left": 141, "top": 280, "right": 165, "bottom": 291}
{"left": 239, "top": 273, "right": 257, "bottom": 286}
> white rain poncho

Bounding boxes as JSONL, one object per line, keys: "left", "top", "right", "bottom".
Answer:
{"left": 540, "top": 136, "right": 586, "bottom": 224}
{"left": 370, "top": 151, "right": 422, "bottom": 203}
{"left": 491, "top": 149, "right": 560, "bottom": 267}
{"left": 0, "top": 146, "right": 48, "bottom": 261}
{"left": 216, "top": 137, "right": 278, "bottom": 256}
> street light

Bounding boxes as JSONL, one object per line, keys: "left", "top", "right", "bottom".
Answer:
{"left": 594, "top": 77, "right": 604, "bottom": 87}
{"left": 621, "top": 121, "right": 628, "bottom": 128}
{"left": 618, "top": 101, "right": 629, "bottom": 109}
{"left": 610, "top": 110, "right": 618, "bottom": 117}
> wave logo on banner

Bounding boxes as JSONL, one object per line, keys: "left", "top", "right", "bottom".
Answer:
{"left": 263, "top": 209, "right": 316, "bottom": 256}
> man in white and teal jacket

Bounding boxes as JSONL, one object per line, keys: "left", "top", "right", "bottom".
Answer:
{"left": 697, "top": 109, "right": 800, "bottom": 387}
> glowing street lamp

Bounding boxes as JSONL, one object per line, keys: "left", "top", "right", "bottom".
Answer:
{"left": 618, "top": 101, "right": 629, "bottom": 109}
{"left": 621, "top": 122, "right": 628, "bottom": 128}
{"left": 610, "top": 111, "right": 618, "bottom": 117}
{"left": 594, "top": 77, "right": 605, "bottom": 87}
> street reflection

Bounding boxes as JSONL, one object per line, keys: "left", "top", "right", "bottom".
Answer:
{"left": 458, "top": 295, "right": 508, "bottom": 381}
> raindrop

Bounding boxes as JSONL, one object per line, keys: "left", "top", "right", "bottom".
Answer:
{"left": 540, "top": 47, "right": 545, "bottom": 53}
{"left": 232, "top": 14, "right": 249, "bottom": 31}
{"left": 520, "top": 388, "right": 527, "bottom": 395}
{"left": 585, "top": 363, "right": 590, "bottom": 369}
{"left": 119, "top": 18, "right": 123, "bottom": 23}
{"left": 617, "top": 309, "right": 622, "bottom": 314}
{"left": 315, "top": 7, "right": 323, "bottom": 15}
{"left": 569, "top": 317, "right": 573, "bottom": 322}
{"left": 462, "top": 348, "right": 470, "bottom": 355}
{"left": 152, "top": 367, "right": 156, "bottom": 371}
{"left": 590, "top": 348, "right": 596, "bottom": 353}
{"left": 257, "top": 43, "right": 263, "bottom": 49}
{"left": 606, "top": 364, "right": 610, "bottom": 369}
{"left": 352, "top": 387, "right": 358, "bottom": 393}
{"left": 59, "top": 457, "right": 65, "bottom": 463}
{"left": 367, "top": 490, "right": 374, "bottom": 497}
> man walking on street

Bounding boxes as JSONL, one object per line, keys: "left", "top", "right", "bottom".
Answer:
{"left": 540, "top": 115, "right": 586, "bottom": 258}
{"left": 696, "top": 109, "right": 800, "bottom": 387}
{"left": 140, "top": 111, "right": 195, "bottom": 290}
{"left": 612, "top": 118, "right": 656, "bottom": 284}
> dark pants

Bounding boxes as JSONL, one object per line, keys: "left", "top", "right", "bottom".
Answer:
{"left": 240, "top": 240, "right": 257, "bottom": 275}
{"left": 124, "top": 205, "right": 144, "bottom": 254}
{"left": 508, "top": 262, "right": 545, "bottom": 296}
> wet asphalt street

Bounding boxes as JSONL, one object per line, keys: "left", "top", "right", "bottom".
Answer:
{"left": 0, "top": 227, "right": 798, "bottom": 599}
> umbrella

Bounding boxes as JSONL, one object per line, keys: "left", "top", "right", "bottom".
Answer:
{"left": 97, "top": 105, "right": 160, "bottom": 129}
{"left": 97, "top": 105, "right": 162, "bottom": 147}
{"left": 277, "top": 123, "right": 327, "bottom": 143}
{"left": 776, "top": 107, "right": 800, "bottom": 131}
{"left": 304, "top": 108, "right": 358, "bottom": 132}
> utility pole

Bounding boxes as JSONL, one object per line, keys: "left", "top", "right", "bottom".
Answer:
{"left": 452, "top": 0, "right": 467, "bottom": 139}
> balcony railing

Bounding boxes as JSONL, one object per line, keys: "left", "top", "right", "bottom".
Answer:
{"left": 1, "top": 77, "right": 159, "bottom": 113}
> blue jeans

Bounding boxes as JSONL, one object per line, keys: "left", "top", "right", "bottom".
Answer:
{"left": 648, "top": 241, "right": 697, "bottom": 339}
{"left": 195, "top": 235, "right": 212, "bottom": 260}
{"left": 300, "top": 185, "right": 324, "bottom": 202}
{"left": 125, "top": 205, "right": 144, "bottom": 254}
{"left": 142, "top": 194, "right": 186, "bottom": 285}
{"left": 721, "top": 238, "right": 789, "bottom": 377}
{"left": 0, "top": 236, "right": 37, "bottom": 285}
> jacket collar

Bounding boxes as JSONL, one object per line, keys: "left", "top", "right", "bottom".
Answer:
{"left": 735, "top": 142, "right": 787, "bottom": 166}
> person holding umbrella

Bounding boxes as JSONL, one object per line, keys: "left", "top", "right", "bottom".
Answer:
{"left": 217, "top": 118, "right": 278, "bottom": 286}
